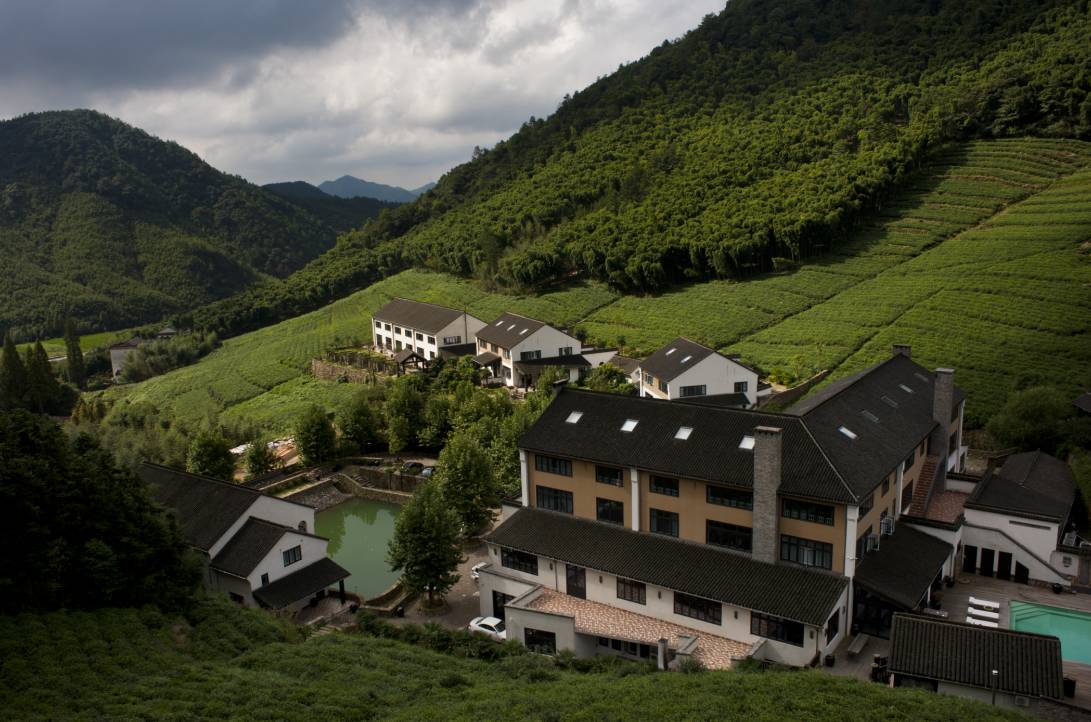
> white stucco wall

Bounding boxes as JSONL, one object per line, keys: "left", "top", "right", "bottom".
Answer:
{"left": 247, "top": 531, "right": 329, "bottom": 588}
{"left": 963, "top": 508, "right": 1059, "bottom": 562}
{"left": 669, "top": 354, "right": 759, "bottom": 405}
{"left": 961, "top": 520, "right": 1065, "bottom": 584}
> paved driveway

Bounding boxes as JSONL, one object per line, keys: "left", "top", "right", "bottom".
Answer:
{"left": 391, "top": 540, "right": 490, "bottom": 630}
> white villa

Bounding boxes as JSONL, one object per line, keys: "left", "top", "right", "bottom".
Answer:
{"left": 372, "top": 298, "right": 484, "bottom": 362}
{"left": 473, "top": 312, "right": 584, "bottom": 388}
{"left": 636, "top": 337, "right": 761, "bottom": 407}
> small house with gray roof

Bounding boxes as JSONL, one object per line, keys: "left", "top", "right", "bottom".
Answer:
{"left": 140, "top": 463, "right": 349, "bottom": 612}
{"left": 637, "top": 337, "right": 761, "bottom": 406}
{"left": 474, "top": 311, "right": 583, "bottom": 387}
{"left": 372, "top": 297, "right": 485, "bottom": 362}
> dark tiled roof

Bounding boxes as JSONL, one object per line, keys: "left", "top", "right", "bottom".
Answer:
{"left": 674, "top": 392, "right": 751, "bottom": 409}
{"left": 372, "top": 297, "right": 466, "bottom": 333}
{"left": 475, "top": 312, "right": 551, "bottom": 348}
{"left": 608, "top": 354, "right": 640, "bottom": 375}
{"left": 438, "top": 342, "right": 476, "bottom": 359}
{"left": 788, "top": 355, "right": 964, "bottom": 499}
{"left": 488, "top": 508, "right": 847, "bottom": 626}
{"left": 1073, "top": 392, "right": 1091, "bottom": 414}
{"left": 520, "top": 387, "right": 853, "bottom": 502}
{"left": 252, "top": 557, "right": 350, "bottom": 609}
{"left": 515, "top": 354, "right": 590, "bottom": 369}
{"left": 965, "top": 451, "right": 1075, "bottom": 522}
{"left": 473, "top": 351, "right": 500, "bottom": 366}
{"left": 393, "top": 348, "right": 426, "bottom": 364}
{"left": 210, "top": 518, "right": 287, "bottom": 577}
{"left": 890, "top": 614, "right": 1063, "bottom": 699}
{"left": 140, "top": 463, "right": 260, "bottom": 552}
{"left": 638, "top": 337, "right": 716, "bottom": 382}
{"left": 854, "top": 524, "right": 951, "bottom": 609}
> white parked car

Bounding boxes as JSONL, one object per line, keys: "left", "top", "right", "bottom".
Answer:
{"left": 470, "top": 562, "right": 488, "bottom": 582}
{"left": 468, "top": 616, "right": 506, "bottom": 641}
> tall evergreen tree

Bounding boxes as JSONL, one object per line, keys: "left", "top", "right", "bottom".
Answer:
{"left": 63, "top": 318, "right": 86, "bottom": 389}
{"left": 0, "top": 333, "right": 28, "bottom": 411}
{"left": 387, "top": 480, "right": 463, "bottom": 607}
{"left": 24, "top": 342, "right": 61, "bottom": 414}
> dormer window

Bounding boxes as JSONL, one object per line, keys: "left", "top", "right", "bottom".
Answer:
{"left": 675, "top": 426, "right": 693, "bottom": 440}
{"left": 495, "top": 320, "right": 503, "bottom": 326}
{"left": 520, "top": 328, "right": 529, "bottom": 335}
{"left": 621, "top": 419, "right": 638, "bottom": 432}
{"left": 507, "top": 324, "right": 516, "bottom": 331}
{"left": 665, "top": 348, "right": 676, "bottom": 356}
{"left": 838, "top": 426, "right": 857, "bottom": 440}
{"left": 681, "top": 355, "right": 692, "bottom": 364}
{"left": 739, "top": 435, "right": 755, "bottom": 450}
{"left": 565, "top": 411, "right": 583, "bottom": 424}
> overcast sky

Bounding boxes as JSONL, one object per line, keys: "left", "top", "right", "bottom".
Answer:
{"left": 0, "top": 0, "right": 723, "bottom": 188}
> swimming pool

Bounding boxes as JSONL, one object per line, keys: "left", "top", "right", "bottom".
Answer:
{"left": 1009, "top": 601, "right": 1091, "bottom": 664}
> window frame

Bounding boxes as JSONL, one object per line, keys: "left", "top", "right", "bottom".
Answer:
{"left": 500, "top": 547, "right": 538, "bottom": 575}
{"left": 674, "top": 592, "right": 721, "bottom": 625}
{"left": 679, "top": 384, "right": 707, "bottom": 398}
{"left": 616, "top": 578, "right": 647, "bottom": 605}
{"left": 649, "top": 475, "right": 679, "bottom": 497}
{"left": 649, "top": 508, "right": 679, "bottom": 538}
{"left": 282, "top": 545, "right": 302, "bottom": 567}
{"left": 706, "top": 484, "right": 753, "bottom": 510}
{"left": 596, "top": 498, "right": 624, "bottom": 526}
{"left": 706, "top": 519, "right": 753, "bottom": 551}
{"left": 734, "top": 380, "right": 749, "bottom": 393}
{"left": 780, "top": 534, "right": 833, "bottom": 569}
{"left": 781, "top": 498, "right": 835, "bottom": 526}
{"left": 534, "top": 454, "right": 572, "bottom": 476}
{"left": 536, "top": 485, "right": 574, "bottom": 514}
{"left": 595, "top": 465, "right": 623, "bottom": 487}
{"left": 751, "top": 612, "right": 804, "bottom": 646}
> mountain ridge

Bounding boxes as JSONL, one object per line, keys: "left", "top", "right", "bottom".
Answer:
{"left": 317, "top": 175, "right": 433, "bottom": 203}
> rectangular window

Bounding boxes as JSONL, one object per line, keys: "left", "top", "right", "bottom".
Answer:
{"left": 427, "top": 336, "right": 435, "bottom": 344}
{"left": 503, "top": 349, "right": 510, "bottom": 359}
{"left": 903, "top": 452, "right": 915, "bottom": 473}
{"left": 260, "top": 573, "right": 269, "bottom": 586}
{"left": 782, "top": 499, "right": 835, "bottom": 525}
{"left": 706, "top": 520, "right": 752, "bottom": 551}
{"left": 491, "top": 343, "right": 498, "bottom": 353}
{"left": 650, "top": 475, "right": 679, "bottom": 497}
{"left": 394, "top": 326, "right": 401, "bottom": 335}
{"left": 881, "top": 477, "right": 890, "bottom": 496}
{"left": 534, "top": 454, "right": 572, "bottom": 476}
{"left": 596, "top": 498, "right": 624, "bottom": 525}
{"left": 679, "top": 384, "right": 707, "bottom": 398}
{"left": 282, "top": 545, "right": 302, "bottom": 567}
{"left": 536, "top": 486, "right": 573, "bottom": 514}
{"left": 658, "top": 379, "right": 668, "bottom": 393}
{"left": 596, "top": 466, "right": 623, "bottom": 487}
{"left": 520, "top": 350, "right": 542, "bottom": 361}
{"left": 707, "top": 485, "right": 753, "bottom": 510}
{"left": 374, "top": 320, "right": 381, "bottom": 328}
{"left": 416, "top": 332, "right": 423, "bottom": 341}
{"left": 524, "top": 628, "right": 556, "bottom": 655}
{"left": 649, "top": 508, "right": 679, "bottom": 537}
{"left": 558, "top": 346, "right": 572, "bottom": 356}
{"left": 617, "top": 578, "right": 646, "bottom": 605}
{"left": 734, "top": 381, "right": 749, "bottom": 393}
{"left": 859, "top": 492, "right": 874, "bottom": 517}
{"left": 442, "top": 335, "right": 460, "bottom": 345}
{"left": 674, "top": 592, "right": 721, "bottom": 625}
{"left": 395, "top": 340, "right": 402, "bottom": 351}
{"left": 751, "top": 613, "right": 804, "bottom": 646}
{"left": 501, "top": 547, "right": 538, "bottom": 575}
{"left": 856, "top": 525, "right": 873, "bottom": 560}
{"left": 479, "top": 339, "right": 487, "bottom": 349}
{"left": 384, "top": 323, "right": 390, "bottom": 331}
{"left": 780, "top": 535, "right": 833, "bottom": 569}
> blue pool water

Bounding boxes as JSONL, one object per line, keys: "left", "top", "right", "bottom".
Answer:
{"left": 1009, "top": 601, "right": 1091, "bottom": 664}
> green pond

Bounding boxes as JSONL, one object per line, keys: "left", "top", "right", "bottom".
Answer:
{"left": 316, "top": 498, "right": 402, "bottom": 599}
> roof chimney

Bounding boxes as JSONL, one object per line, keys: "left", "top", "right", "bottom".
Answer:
{"left": 751, "top": 426, "right": 782, "bottom": 565}
{"left": 892, "top": 344, "right": 912, "bottom": 358}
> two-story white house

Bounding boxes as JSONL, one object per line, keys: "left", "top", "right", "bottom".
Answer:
{"left": 140, "top": 463, "right": 350, "bottom": 612}
{"left": 473, "top": 312, "right": 583, "bottom": 388}
{"left": 637, "top": 337, "right": 760, "bottom": 407}
{"left": 372, "top": 298, "right": 485, "bottom": 362}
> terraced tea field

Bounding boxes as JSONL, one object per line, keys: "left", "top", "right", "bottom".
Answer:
{"left": 106, "top": 138, "right": 1091, "bottom": 429}
{"left": 103, "top": 270, "right": 617, "bottom": 431}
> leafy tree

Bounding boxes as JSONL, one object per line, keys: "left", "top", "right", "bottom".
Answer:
{"left": 295, "top": 404, "right": 337, "bottom": 466}
{"left": 0, "top": 410, "right": 198, "bottom": 612}
{"left": 63, "top": 317, "right": 86, "bottom": 388}
{"left": 244, "top": 436, "right": 280, "bottom": 478}
{"left": 339, "top": 392, "right": 383, "bottom": 454}
{"left": 582, "top": 363, "right": 636, "bottom": 395}
{"left": 387, "top": 480, "right": 464, "bottom": 607}
{"left": 383, "top": 376, "right": 425, "bottom": 454}
{"left": 0, "top": 332, "right": 28, "bottom": 410}
{"left": 186, "top": 430, "right": 235, "bottom": 480}
{"left": 986, "top": 386, "right": 1075, "bottom": 454}
{"left": 436, "top": 430, "right": 499, "bottom": 534}
{"left": 417, "top": 395, "right": 453, "bottom": 450}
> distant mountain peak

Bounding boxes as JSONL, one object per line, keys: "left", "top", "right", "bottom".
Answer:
{"left": 317, "top": 175, "right": 434, "bottom": 203}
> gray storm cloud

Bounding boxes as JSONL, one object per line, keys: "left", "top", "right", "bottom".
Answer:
{"left": 0, "top": 0, "right": 724, "bottom": 187}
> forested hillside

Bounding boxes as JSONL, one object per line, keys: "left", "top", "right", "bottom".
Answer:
{"left": 0, "top": 111, "right": 340, "bottom": 340}
{"left": 264, "top": 182, "right": 400, "bottom": 234}
{"left": 184, "top": 0, "right": 1091, "bottom": 338}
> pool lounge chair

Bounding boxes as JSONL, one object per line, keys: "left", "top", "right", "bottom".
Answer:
{"left": 966, "top": 616, "right": 999, "bottom": 628}
{"left": 968, "top": 606, "right": 1000, "bottom": 620}
{"left": 969, "top": 596, "right": 999, "bottom": 610}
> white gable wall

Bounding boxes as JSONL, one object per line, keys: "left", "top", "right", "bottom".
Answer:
{"left": 247, "top": 530, "right": 330, "bottom": 588}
